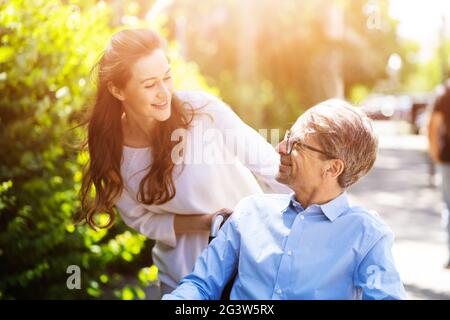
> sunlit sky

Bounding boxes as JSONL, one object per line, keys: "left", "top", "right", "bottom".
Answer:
{"left": 389, "top": 0, "right": 450, "bottom": 62}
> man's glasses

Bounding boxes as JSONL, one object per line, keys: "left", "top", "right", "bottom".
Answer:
{"left": 284, "top": 130, "right": 337, "bottom": 159}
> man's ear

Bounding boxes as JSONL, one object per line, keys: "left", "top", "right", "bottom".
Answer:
{"left": 324, "top": 159, "right": 345, "bottom": 179}
{"left": 107, "top": 81, "right": 125, "bottom": 101}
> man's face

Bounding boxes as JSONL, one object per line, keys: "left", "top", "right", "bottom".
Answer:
{"left": 276, "top": 130, "right": 330, "bottom": 193}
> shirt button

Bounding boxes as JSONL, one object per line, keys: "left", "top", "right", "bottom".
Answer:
{"left": 300, "top": 215, "right": 305, "bottom": 220}
{"left": 287, "top": 250, "right": 293, "bottom": 256}
{"left": 276, "top": 289, "right": 282, "bottom": 295}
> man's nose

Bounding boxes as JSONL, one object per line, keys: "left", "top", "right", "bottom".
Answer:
{"left": 276, "top": 140, "right": 288, "bottom": 155}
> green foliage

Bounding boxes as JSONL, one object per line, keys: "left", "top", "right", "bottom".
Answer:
{"left": 399, "top": 38, "right": 450, "bottom": 93}
{"left": 0, "top": 0, "right": 216, "bottom": 300}
{"left": 0, "top": 0, "right": 146, "bottom": 299}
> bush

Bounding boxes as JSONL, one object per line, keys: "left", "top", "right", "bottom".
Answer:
{"left": 0, "top": 0, "right": 216, "bottom": 299}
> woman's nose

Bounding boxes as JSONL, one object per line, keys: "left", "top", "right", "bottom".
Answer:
{"left": 156, "top": 83, "right": 170, "bottom": 100}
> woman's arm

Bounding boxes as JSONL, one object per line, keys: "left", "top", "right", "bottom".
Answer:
{"left": 115, "top": 188, "right": 177, "bottom": 247}
{"left": 173, "top": 214, "right": 210, "bottom": 234}
{"left": 116, "top": 187, "right": 232, "bottom": 247}
{"left": 428, "top": 111, "right": 443, "bottom": 163}
{"left": 174, "top": 208, "right": 232, "bottom": 234}
{"left": 204, "top": 93, "right": 291, "bottom": 193}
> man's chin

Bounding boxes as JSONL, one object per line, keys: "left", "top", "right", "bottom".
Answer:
{"left": 275, "top": 173, "right": 289, "bottom": 185}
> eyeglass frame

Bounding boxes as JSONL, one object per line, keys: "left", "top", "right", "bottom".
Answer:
{"left": 284, "top": 129, "right": 338, "bottom": 159}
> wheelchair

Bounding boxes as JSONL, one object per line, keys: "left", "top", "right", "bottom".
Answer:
{"left": 208, "top": 214, "right": 236, "bottom": 300}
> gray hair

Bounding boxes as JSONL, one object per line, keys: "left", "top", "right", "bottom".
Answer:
{"left": 292, "top": 99, "right": 378, "bottom": 188}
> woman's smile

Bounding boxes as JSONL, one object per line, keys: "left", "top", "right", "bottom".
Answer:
{"left": 151, "top": 100, "right": 170, "bottom": 110}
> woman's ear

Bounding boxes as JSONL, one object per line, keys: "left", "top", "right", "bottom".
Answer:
{"left": 107, "top": 81, "right": 125, "bottom": 101}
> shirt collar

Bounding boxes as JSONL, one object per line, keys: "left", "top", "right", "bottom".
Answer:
{"left": 286, "top": 193, "right": 305, "bottom": 213}
{"left": 319, "top": 192, "right": 350, "bottom": 222}
{"left": 283, "top": 191, "right": 350, "bottom": 222}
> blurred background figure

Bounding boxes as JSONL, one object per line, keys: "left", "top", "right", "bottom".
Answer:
{"left": 428, "top": 79, "right": 450, "bottom": 269}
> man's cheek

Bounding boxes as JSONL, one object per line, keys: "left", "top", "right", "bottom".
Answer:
{"left": 291, "top": 160, "right": 303, "bottom": 181}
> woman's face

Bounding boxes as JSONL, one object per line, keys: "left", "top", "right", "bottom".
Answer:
{"left": 120, "top": 49, "right": 174, "bottom": 122}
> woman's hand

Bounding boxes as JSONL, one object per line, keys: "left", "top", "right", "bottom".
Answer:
{"left": 174, "top": 208, "right": 233, "bottom": 234}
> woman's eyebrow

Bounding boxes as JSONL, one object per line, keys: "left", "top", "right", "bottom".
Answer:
{"left": 140, "top": 68, "right": 171, "bottom": 83}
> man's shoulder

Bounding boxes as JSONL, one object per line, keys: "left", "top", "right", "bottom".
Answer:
{"left": 233, "top": 193, "right": 291, "bottom": 220}
{"left": 344, "top": 205, "right": 394, "bottom": 239}
{"left": 237, "top": 193, "right": 291, "bottom": 207}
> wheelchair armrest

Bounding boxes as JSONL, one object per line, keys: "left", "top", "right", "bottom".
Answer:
{"left": 209, "top": 214, "right": 224, "bottom": 241}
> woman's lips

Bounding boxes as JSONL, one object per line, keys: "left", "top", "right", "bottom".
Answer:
{"left": 151, "top": 101, "right": 169, "bottom": 109}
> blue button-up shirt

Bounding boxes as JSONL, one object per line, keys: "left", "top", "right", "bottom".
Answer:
{"left": 163, "top": 192, "right": 406, "bottom": 300}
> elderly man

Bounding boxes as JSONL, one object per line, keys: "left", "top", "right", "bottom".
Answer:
{"left": 163, "top": 99, "right": 406, "bottom": 300}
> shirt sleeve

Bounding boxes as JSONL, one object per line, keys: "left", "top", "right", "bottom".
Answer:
{"left": 354, "top": 230, "right": 406, "bottom": 300}
{"left": 162, "top": 214, "right": 241, "bottom": 300}
{"left": 203, "top": 93, "right": 291, "bottom": 194}
{"left": 115, "top": 187, "right": 177, "bottom": 248}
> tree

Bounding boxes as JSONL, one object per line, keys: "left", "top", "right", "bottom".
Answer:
{"left": 161, "top": 0, "right": 401, "bottom": 129}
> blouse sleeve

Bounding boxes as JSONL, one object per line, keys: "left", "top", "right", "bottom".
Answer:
{"left": 115, "top": 187, "right": 177, "bottom": 247}
{"left": 197, "top": 92, "right": 291, "bottom": 193}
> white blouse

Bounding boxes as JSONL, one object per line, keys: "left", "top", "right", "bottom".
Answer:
{"left": 115, "top": 90, "right": 290, "bottom": 290}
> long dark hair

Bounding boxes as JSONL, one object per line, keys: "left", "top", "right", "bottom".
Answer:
{"left": 78, "top": 29, "right": 193, "bottom": 229}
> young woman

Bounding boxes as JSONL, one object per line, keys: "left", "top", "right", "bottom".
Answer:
{"left": 79, "top": 28, "right": 290, "bottom": 296}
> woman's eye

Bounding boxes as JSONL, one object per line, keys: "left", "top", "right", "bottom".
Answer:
{"left": 145, "top": 84, "right": 156, "bottom": 88}
{"left": 164, "top": 76, "right": 172, "bottom": 81}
